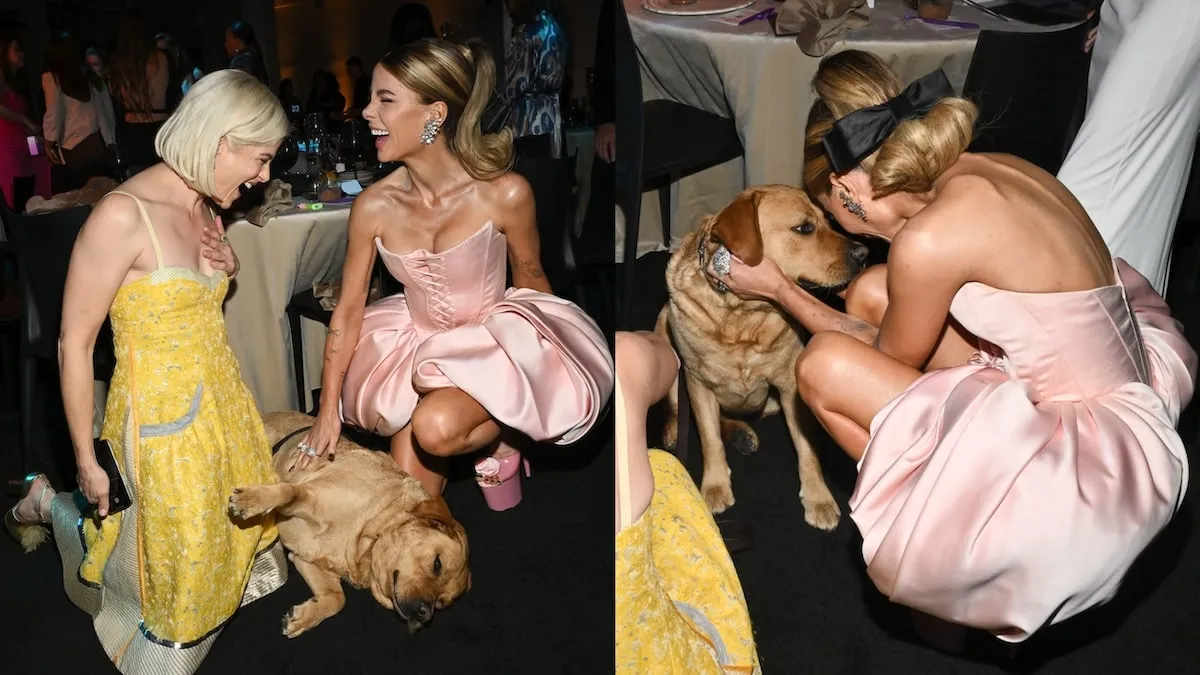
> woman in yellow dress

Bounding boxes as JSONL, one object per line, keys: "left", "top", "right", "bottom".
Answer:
{"left": 615, "top": 331, "right": 762, "bottom": 674}
{"left": 4, "top": 69, "right": 289, "bottom": 674}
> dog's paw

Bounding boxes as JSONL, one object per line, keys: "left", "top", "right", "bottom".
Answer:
{"left": 722, "top": 422, "right": 759, "bottom": 456}
{"left": 800, "top": 492, "right": 841, "bottom": 532}
{"left": 662, "top": 422, "right": 678, "bottom": 452}
{"left": 702, "top": 479, "right": 736, "bottom": 514}
{"left": 282, "top": 602, "right": 321, "bottom": 639}
{"left": 228, "top": 486, "right": 271, "bottom": 520}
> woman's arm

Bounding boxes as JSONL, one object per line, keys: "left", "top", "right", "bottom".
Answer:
{"left": 59, "top": 198, "right": 143, "bottom": 469}
{"left": 41, "top": 72, "right": 62, "bottom": 144}
{"left": 94, "top": 85, "right": 117, "bottom": 146}
{"left": 771, "top": 282, "right": 879, "bottom": 345}
{"left": 499, "top": 175, "right": 553, "bottom": 294}
{"left": 315, "top": 192, "right": 385, "bottom": 420}
{"left": 0, "top": 72, "right": 36, "bottom": 128}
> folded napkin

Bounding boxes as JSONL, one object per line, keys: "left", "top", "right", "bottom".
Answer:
{"left": 25, "top": 176, "right": 119, "bottom": 214}
{"left": 245, "top": 179, "right": 294, "bottom": 226}
{"left": 312, "top": 276, "right": 383, "bottom": 311}
{"left": 775, "top": 0, "right": 869, "bottom": 57}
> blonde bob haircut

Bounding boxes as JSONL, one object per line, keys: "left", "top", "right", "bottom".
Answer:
{"left": 155, "top": 69, "right": 289, "bottom": 197}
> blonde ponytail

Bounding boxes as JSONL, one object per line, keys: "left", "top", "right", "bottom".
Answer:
{"left": 450, "top": 41, "right": 514, "bottom": 180}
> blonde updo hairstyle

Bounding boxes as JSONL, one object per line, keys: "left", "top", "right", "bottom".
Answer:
{"left": 803, "top": 51, "right": 978, "bottom": 199}
{"left": 380, "top": 38, "right": 514, "bottom": 180}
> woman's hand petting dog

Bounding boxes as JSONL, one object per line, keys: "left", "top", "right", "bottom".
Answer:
{"left": 706, "top": 252, "right": 789, "bottom": 302}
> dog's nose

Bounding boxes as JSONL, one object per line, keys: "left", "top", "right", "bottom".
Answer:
{"left": 849, "top": 242, "right": 869, "bottom": 265}
{"left": 416, "top": 600, "right": 434, "bottom": 621}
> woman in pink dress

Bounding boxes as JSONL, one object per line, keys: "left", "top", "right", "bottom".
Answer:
{"left": 710, "top": 51, "right": 1197, "bottom": 647}
{"left": 0, "top": 33, "right": 40, "bottom": 209}
{"left": 296, "top": 38, "right": 613, "bottom": 503}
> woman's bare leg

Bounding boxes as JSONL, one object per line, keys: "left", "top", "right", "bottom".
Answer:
{"left": 390, "top": 425, "right": 448, "bottom": 497}
{"left": 12, "top": 474, "right": 54, "bottom": 524}
{"left": 389, "top": 387, "right": 502, "bottom": 497}
{"left": 795, "top": 331, "right": 923, "bottom": 462}
{"left": 614, "top": 331, "right": 680, "bottom": 535}
{"left": 844, "top": 264, "right": 979, "bottom": 371}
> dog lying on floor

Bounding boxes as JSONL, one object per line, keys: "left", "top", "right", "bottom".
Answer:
{"left": 656, "top": 185, "right": 867, "bottom": 531}
{"left": 228, "top": 411, "right": 470, "bottom": 637}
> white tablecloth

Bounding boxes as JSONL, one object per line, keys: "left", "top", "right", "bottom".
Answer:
{"left": 623, "top": 0, "right": 1046, "bottom": 258}
{"left": 224, "top": 205, "right": 350, "bottom": 413}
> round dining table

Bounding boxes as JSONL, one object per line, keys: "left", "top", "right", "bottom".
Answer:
{"left": 623, "top": 0, "right": 1051, "bottom": 259}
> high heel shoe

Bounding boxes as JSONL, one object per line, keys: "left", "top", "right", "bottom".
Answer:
{"left": 4, "top": 473, "right": 51, "bottom": 553}
{"left": 474, "top": 446, "right": 531, "bottom": 512}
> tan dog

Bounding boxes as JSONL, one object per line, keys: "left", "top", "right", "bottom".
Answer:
{"left": 656, "top": 185, "right": 868, "bottom": 531}
{"left": 228, "top": 411, "right": 470, "bottom": 637}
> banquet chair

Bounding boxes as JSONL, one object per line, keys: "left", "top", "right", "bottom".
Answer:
{"left": 285, "top": 259, "right": 394, "bottom": 412}
{"left": 3, "top": 203, "right": 115, "bottom": 475}
{"left": 613, "top": 3, "right": 750, "bottom": 553}
{"left": 962, "top": 22, "right": 1092, "bottom": 174}
{"left": 615, "top": 1, "right": 743, "bottom": 330}
{"left": 512, "top": 152, "right": 589, "bottom": 310}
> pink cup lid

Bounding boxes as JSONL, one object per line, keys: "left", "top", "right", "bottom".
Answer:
{"left": 475, "top": 457, "right": 501, "bottom": 477}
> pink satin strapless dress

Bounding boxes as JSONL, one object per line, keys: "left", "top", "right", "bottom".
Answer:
{"left": 340, "top": 221, "right": 613, "bottom": 445}
{"left": 851, "top": 259, "right": 1197, "bottom": 643}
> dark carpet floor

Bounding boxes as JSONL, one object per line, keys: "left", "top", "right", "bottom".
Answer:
{"left": 0, "top": 371, "right": 613, "bottom": 674}
{"left": 624, "top": 243, "right": 1200, "bottom": 675}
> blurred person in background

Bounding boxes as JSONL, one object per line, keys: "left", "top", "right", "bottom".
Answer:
{"left": 42, "top": 31, "right": 116, "bottom": 190}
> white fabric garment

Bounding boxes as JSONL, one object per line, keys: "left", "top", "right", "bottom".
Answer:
{"left": 41, "top": 72, "right": 116, "bottom": 150}
{"left": 1057, "top": 0, "right": 1200, "bottom": 296}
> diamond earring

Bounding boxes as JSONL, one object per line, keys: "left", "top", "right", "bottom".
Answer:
{"left": 419, "top": 118, "right": 442, "bottom": 145}
{"left": 839, "top": 190, "right": 868, "bottom": 221}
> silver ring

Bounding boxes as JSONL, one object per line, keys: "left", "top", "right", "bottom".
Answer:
{"left": 711, "top": 245, "right": 731, "bottom": 277}
{"left": 302, "top": 446, "right": 318, "bottom": 457}
{"left": 219, "top": 234, "right": 229, "bottom": 245}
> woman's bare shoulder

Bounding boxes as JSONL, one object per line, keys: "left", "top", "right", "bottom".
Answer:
{"left": 478, "top": 170, "right": 532, "bottom": 210}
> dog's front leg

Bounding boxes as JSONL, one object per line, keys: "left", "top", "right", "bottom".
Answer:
{"left": 228, "top": 483, "right": 305, "bottom": 521}
{"left": 688, "top": 376, "right": 736, "bottom": 514}
{"left": 778, "top": 385, "right": 841, "bottom": 531}
{"left": 281, "top": 554, "right": 347, "bottom": 638}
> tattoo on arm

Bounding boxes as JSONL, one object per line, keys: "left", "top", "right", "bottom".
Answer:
{"left": 835, "top": 314, "right": 879, "bottom": 346}
{"left": 517, "top": 258, "right": 545, "bottom": 279}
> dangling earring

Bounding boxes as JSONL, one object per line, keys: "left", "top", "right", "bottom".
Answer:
{"left": 419, "top": 118, "right": 442, "bottom": 145}
{"left": 839, "top": 190, "right": 867, "bottom": 221}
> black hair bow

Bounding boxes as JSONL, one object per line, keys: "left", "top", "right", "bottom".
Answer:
{"left": 822, "top": 69, "right": 955, "bottom": 174}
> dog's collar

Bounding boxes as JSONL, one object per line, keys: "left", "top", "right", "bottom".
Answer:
{"left": 272, "top": 425, "right": 313, "bottom": 455}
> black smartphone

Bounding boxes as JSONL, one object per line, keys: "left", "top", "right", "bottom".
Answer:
{"left": 90, "top": 438, "right": 132, "bottom": 516}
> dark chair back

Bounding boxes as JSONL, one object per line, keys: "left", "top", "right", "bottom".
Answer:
{"left": 4, "top": 204, "right": 113, "bottom": 370}
{"left": 514, "top": 133, "right": 556, "bottom": 159}
{"left": 962, "top": 23, "right": 1092, "bottom": 174}
{"left": 614, "top": 1, "right": 645, "bottom": 327}
{"left": 10, "top": 175, "right": 35, "bottom": 214}
{"left": 513, "top": 153, "right": 580, "bottom": 301}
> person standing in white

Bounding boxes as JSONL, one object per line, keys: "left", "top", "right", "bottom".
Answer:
{"left": 1057, "top": 0, "right": 1200, "bottom": 296}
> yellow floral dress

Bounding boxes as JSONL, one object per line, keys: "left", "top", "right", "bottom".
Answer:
{"left": 48, "top": 191, "right": 287, "bottom": 675}
{"left": 616, "top": 450, "right": 761, "bottom": 674}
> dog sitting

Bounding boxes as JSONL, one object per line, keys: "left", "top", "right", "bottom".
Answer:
{"left": 228, "top": 411, "right": 470, "bottom": 637}
{"left": 657, "top": 185, "right": 867, "bottom": 530}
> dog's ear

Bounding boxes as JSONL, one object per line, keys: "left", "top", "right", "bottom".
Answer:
{"left": 710, "top": 190, "right": 763, "bottom": 266}
{"left": 413, "top": 497, "right": 457, "bottom": 532}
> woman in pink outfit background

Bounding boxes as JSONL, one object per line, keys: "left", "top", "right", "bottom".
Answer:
{"left": 296, "top": 38, "right": 613, "bottom": 501}
{"left": 710, "top": 51, "right": 1196, "bottom": 648}
{"left": 0, "top": 33, "right": 40, "bottom": 210}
